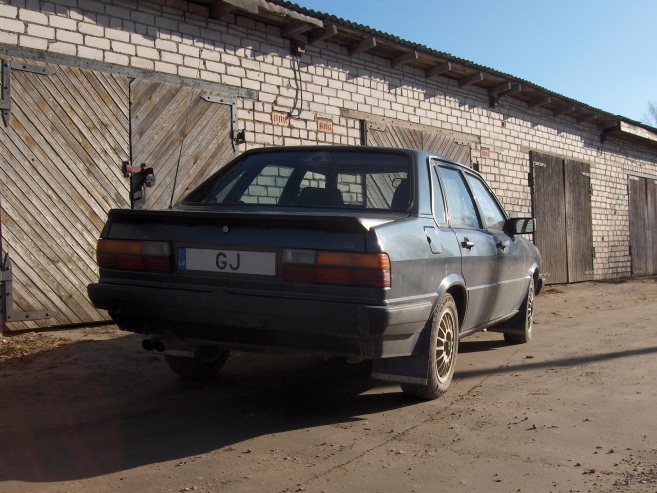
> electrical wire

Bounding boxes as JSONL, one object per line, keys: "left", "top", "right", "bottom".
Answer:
{"left": 288, "top": 55, "right": 303, "bottom": 117}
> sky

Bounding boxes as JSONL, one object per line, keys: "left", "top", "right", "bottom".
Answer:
{"left": 290, "top": 0, "right": 657, "bottom": 124}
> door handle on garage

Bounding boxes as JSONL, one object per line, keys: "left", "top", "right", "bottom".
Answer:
{"left": 461, "top": 238, "right": 475, "bottom": 249}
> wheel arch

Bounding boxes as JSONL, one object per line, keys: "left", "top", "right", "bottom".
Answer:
{"left": 436, "top": 274, "right": 467, "bottom": 330}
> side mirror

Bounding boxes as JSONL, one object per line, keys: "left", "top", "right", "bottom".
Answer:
{"left": 504, "top": 217, "right": 535, "bottom": 235}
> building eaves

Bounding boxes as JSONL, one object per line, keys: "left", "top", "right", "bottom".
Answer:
{"left": 196, "top": 0, "right": 657, "bottom": 145}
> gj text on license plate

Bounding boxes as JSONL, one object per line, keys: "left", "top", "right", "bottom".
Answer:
{"left": 178, "top": 248, "right": 276, "bottom": 275}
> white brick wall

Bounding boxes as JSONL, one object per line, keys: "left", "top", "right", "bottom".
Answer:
{"left": 1, "top": 0, "right": 656, "bottom": 280}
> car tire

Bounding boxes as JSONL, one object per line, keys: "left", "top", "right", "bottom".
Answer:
{"left": 504, "top": 277, "right": 535, "bottom": 345}
{"left": 401, "top": 293, "right": 459, "bottom": 400}
{"left": 165, "top": 346, "right": 230, "bottom": 380}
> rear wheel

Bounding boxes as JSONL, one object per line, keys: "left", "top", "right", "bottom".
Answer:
{"left": 401, "top": 293, "right": 459, "bottom": 400}
{"left": 165, "top": 346, "right": 230, "bottom": 380}
{"left": 504, "top": 277, "right": 535, "bottom": 344}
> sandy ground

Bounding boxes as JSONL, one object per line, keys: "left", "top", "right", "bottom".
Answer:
{"left": 1, "top": 277, "right": 657, "bottom": 493}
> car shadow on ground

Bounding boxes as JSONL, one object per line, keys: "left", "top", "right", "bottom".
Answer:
{"left": 0, "top": 334, "right": 409, "bottom": 483}
{"left": 5, "top": 330, "right": 648, "bottom": 484}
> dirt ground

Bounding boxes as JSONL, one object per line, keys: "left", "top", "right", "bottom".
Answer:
{"left": 1, "top": 277, "right": 657, "bottom": 493}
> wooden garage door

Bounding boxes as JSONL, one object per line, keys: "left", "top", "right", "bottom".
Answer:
{"left": 531, "top": 151, "right": 594, "bottom": 284}
{"left": 0, "top": 60, "right": 129, "bottom": 330}
{"left": 130, "top": 80, "right": 235, "bottom": 209}
{"left": 628, "top": 175, "right": 657, "bottom": 275}
{"left": 364, "top": 121, "right": 472, "bottom": 166}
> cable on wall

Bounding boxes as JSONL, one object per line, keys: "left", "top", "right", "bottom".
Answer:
{"left": 288, "top": 40, "right": 305, "bottom": 118}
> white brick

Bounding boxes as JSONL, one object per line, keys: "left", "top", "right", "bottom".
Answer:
{"left": 27, "top": 24, "right": 54, "bottom": 39}
{"left": 241, "top": 78, "right": 260, "bottom": 91}
{"left": 105, "top": 27, "right": 129, "bottom": 42}
{"left": 155, "top": 16, "right": 178, "bottom": 31}
{"left": 178, "top": 43, "right": 199, "bottom": 57}
{"left": 204, "top": 60, "right": 225, "bottom": 73}
{"left": 56, "top": 29, "right": 83, "bottom": 44}
{"left": 221, "top": 74, "right": 241, "bottom": 86}
{"left": 19, "top": 9, "right": 48, "bottom": 25}
{"left": 112, "top": 40, "right": 135, "bottom": 55}
{"left": 2, "top": 18, "right": 25, "bottom": 33}
{"left": 200, "top": 48, "right": 221, "bottom": 62}
{"left": 0, "top": 31, "right": 18, "bottom": 44}
{"left": 82, "top": 0, "right": 105, "bottom": 14}
{"left": 131, "top": 33, "right": 155, "bottom": 47}
{"left": 161, "top": 51, "right": 183, "bottom": 64}
{"left": 131, "top": 57, "right": 154, "bottom": 70}
{"left": 77, "top": 45, "right": 103, "bottom": 61}
{"left": 49, "top": 15, "right": 76, "bottom": 30}
{"left": 49, "top": 41, "right": 76, "bottom": 55}
{"left": 85, "top": 35, "right": 110, "bottom": 50}
{"left": 78, "top": 22, "right": 104, "bottom": 36}
{"left": 179, "top": 67, "right": 199, "bottom": 78}
{"left": 106, "top": 5, "right": 131, "bottom": 20}
{"left": 227, "top": 65, "right": 245, "bottom": 78}
{"left": 136, "top": 45, "right": 158, "bottom": 60}
{"left": 155, "top": 39, "right": 177, "bottom": 52}
{"left": 0, "top": 4, "right": 18, "bottom": 18}
{"left": 131, "top": 11, "right": 155, "bottom": 25}
{"left": 19, "top": 34, "right": 48, "bottom": 49}
{"left": 199, "top": 70, "right": 220, "bottom": 82}
{"left": 183, "top": 55, "right": 201, "bottom": 68}
{"left": 104, "top": 51, "right": 129, "bottom": 65}
{"left": 155, "top": 61, "right": 178, "bottom": 75}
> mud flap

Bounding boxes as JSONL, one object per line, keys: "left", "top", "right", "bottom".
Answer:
{"left": 371, "top": 325, "right": 431, "bottom": 385}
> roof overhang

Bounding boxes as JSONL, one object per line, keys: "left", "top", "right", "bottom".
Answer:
{"left": 189, "top": 1, "right": 657, "bottom": 148}
{"left": 602, "top": 121, "right": 657, "bottom": 147}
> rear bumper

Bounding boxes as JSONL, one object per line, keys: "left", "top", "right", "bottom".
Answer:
{"left": 88, "top": 282, "right": 432, "bottom": 359}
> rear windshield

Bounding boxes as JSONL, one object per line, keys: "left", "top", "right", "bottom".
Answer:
{"left": 183, "top": 150, "right": 412, "bottom": 211}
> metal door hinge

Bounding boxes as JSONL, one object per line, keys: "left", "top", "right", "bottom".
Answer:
{"left": 1, "top": 253, "right": 57, "bottom": 335}
{"left": 200, "top": 94, "right": 245, "bottom": 150}
{"left": 1, "top": 59, "right": 52, "bottom": 126}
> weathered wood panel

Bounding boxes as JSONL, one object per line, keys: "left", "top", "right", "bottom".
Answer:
{"left": 130, "top": 79, "right": 235, "bottom": 209}
{"left": 628, "top": 176, "right": 657, "bottom": 276}
{"left": 531, "top": 151, "right": 568, "bottom": 284}
{"left": 564, "top": 159, "right": 594, "bottom": 282}
{"left": 648, "top": 179, "right": 657, "bottom": 274}
{"left": 0, "top": 59, "right": 129, "bottom": 329}
{"left": 365, "top": 121, "right": 472, "bottom": 166}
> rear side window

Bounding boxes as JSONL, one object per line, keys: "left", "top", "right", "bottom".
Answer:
{"left": 439, "top": 167, "right": 480, "bottom": 229}
{"left": 184, "top": 150, "right": 411, "bottom": 210}
{"left": 465, "top": 174, "right": 506, "bottom": 231}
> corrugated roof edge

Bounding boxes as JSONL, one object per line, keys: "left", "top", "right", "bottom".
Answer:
{"left": 270, "top": 0, "right": 657, "bottom": 135}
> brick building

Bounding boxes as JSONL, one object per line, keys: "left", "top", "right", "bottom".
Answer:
{"left": 1, "top": 0, "right": 656, "bottom": 330}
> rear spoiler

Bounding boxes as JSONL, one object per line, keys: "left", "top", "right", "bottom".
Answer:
{"left": 103, "top": 208, "right": 395, "bottom": 235}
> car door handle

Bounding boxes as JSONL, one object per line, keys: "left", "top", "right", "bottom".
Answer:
{"left": 496, "top": 241, "right": 509, "bottom": 251}
{"left": 461, "top": 238, "right": 475, "bottom": 250}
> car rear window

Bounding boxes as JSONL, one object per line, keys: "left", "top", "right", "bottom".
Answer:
{"left": 183, "top": 150, "right": 412, "bottom": 210}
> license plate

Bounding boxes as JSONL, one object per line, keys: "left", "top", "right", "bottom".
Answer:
{"left": 177, "top": 248, "right": 276, "bottom": 276}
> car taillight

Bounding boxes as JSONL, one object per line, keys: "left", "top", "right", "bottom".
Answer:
{"left": 96, "top": 239, "right": 173, "bottom": 273}
{"left": 282, "top": 249, "right": 391, "bottom": 288}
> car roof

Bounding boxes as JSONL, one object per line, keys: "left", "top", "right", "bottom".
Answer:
{"left": 238, "top": 145, "right": 468, "bottom": 170}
